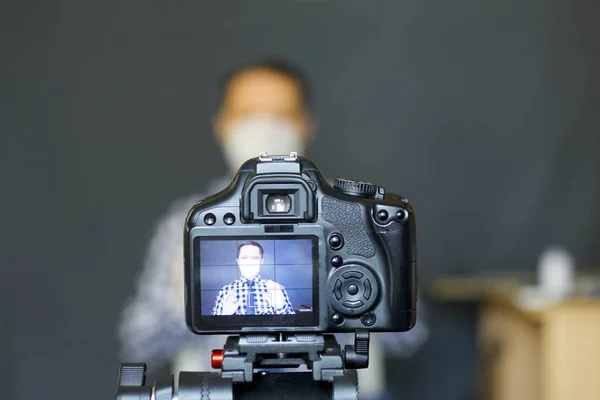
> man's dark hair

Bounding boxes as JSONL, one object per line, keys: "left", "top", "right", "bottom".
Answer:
{"left": 218, "top": 58, "right": 313, "bottom": 111}
{"left": 237, "top": 240, "right": 264, "bottom": 259}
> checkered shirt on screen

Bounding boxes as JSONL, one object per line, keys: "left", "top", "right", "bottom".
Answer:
{"left": 212, "top": 276, "right": 296, "bottom": 315}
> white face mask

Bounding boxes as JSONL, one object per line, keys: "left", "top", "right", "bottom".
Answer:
{"left": 221, "top": 114, "right": 306, "bottom": 175}
{"left": 237, "top": 244, "right": 264, "bottom": 280}
{"left": 238, "top": 263, "right": 262, "bottom": 281}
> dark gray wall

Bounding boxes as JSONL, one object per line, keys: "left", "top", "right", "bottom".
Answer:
{"left": 2, "top": 1, "right": 599, "bottom": 399}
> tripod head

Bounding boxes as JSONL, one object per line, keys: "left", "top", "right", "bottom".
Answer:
{"left": 115, "top": 331, "right": 369, "bottom": 400}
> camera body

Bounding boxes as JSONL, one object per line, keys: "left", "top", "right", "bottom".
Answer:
{"left": 184, "top": 153, "right": 416, "bottom": 335}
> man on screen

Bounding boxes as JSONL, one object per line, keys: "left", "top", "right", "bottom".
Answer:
{"left": 212, "top": 241, "right": 296, "bottom": 315}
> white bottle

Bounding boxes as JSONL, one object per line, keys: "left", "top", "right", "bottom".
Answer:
{"left": 537, "top": 245, "right": 575, "bottom": 301}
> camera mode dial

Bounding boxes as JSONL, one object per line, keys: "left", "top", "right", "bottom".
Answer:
{"left": 333, "top": 178, "right": 377, "bottom": 198}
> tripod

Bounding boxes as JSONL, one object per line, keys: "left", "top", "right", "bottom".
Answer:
{"left": 115, "top": 330, "right": 370, "bottom": 400}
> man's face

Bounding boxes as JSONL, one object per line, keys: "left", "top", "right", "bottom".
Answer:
{"left": 237, "top": 244, "right": 264, "bottom": 280}
{"left": 214, "top": 68, "right": 311, "bottom": 144}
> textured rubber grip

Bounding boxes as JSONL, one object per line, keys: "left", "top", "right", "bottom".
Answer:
{"left": 322, "top": 196, "right": 375, "bottom": 258}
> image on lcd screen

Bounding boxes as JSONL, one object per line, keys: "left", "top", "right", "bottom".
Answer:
{"left": 199, "top": 238, "right": 314, "bottom": 316}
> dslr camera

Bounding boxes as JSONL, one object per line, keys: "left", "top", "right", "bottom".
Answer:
{"left": 115, "top": 153, "right": 417, "bottom": 400}
{"left": 186, "top": 152, "right": 416, "bottom": 333}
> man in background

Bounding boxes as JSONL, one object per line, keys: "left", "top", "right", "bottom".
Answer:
{"left": 117, "top": 58, "right": 428, "bottom": 400}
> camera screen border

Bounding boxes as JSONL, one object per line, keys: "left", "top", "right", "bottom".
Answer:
{"left": 190, "top": 233, "right": 320, "bottom": 332}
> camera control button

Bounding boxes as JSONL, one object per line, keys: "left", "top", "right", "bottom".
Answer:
{"left": 223, "top": 213, "right": 236, "bottom": 225}
{"left": 363, "top": 279, "right": 372, "bottom": 300}
{"left": 342, "top": 271, "right": 364, "bottom": 279}
{"left": 361, "top": 312, "right": 376, "bottom": 326}
{"left": 334, "top": 279, "right": 343, "bottom": 301}
{"left": 204, "top": 213, "right": 216, "bottom": 225}
{"left": 347, "top": 284, "right": 359, "bottom": 296}
{"left": 342, "top": 300, "right": 364, "bottom": 308}
{"left": 328, "top": 264, "right": 378, "bottom": 316}
{"left": 331, "top": 256, "right": 343, "bottom": 268}
{"left": 376, "top": 209, "right": 389, "bottom": 222}
{"left": 328, "top": 233, "right": 344, "bottom": 250}
{"left": 396, "top": 209, "right": 407, "bottom": 220}
{"left": 332, "top": 313, "right": 344, "bottom": 325}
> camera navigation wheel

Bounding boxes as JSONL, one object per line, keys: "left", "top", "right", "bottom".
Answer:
{"left": 328, "top": 265, "right": 379, "bottom": 316}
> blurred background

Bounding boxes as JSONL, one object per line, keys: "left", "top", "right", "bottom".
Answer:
{"left": 2, "top": 1, "right": 599, "bottom": 399}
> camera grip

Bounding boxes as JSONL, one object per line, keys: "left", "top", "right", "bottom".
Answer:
{"left": 322, "top": 196, "right": 376, "bottom": 258}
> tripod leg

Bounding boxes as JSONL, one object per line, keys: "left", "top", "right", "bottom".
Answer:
{"left": 154, "top": 375, "right": 175, "bottom": 400}
{"left": 333, "top": 369, "right": 359, "bottom": 400}
{"left": 178, "top": 372, "right": 233, "bottom": 400}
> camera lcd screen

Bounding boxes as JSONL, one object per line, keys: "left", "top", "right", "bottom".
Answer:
{"left": 194, "top": 236, "right": 318, "bottom": 328}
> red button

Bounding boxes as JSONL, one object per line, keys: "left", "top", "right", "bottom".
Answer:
{"left": 211, "top": 349, "right": 224, "bottom": 369}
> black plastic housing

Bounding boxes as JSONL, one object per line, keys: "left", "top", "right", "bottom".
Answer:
{"left": 184, "top": 155, "right": 417, "bottom": 334}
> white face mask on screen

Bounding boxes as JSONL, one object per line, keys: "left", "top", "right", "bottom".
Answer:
{"left": 238, "top": 263, "right": 261, "bottom": 281}
{"left": 220, "top": 114, "right": 306, "bottom": 176}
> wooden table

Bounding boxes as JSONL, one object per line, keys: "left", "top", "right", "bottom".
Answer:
{"left": 430, "top": 275, "right": 600, "bottom": 400}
